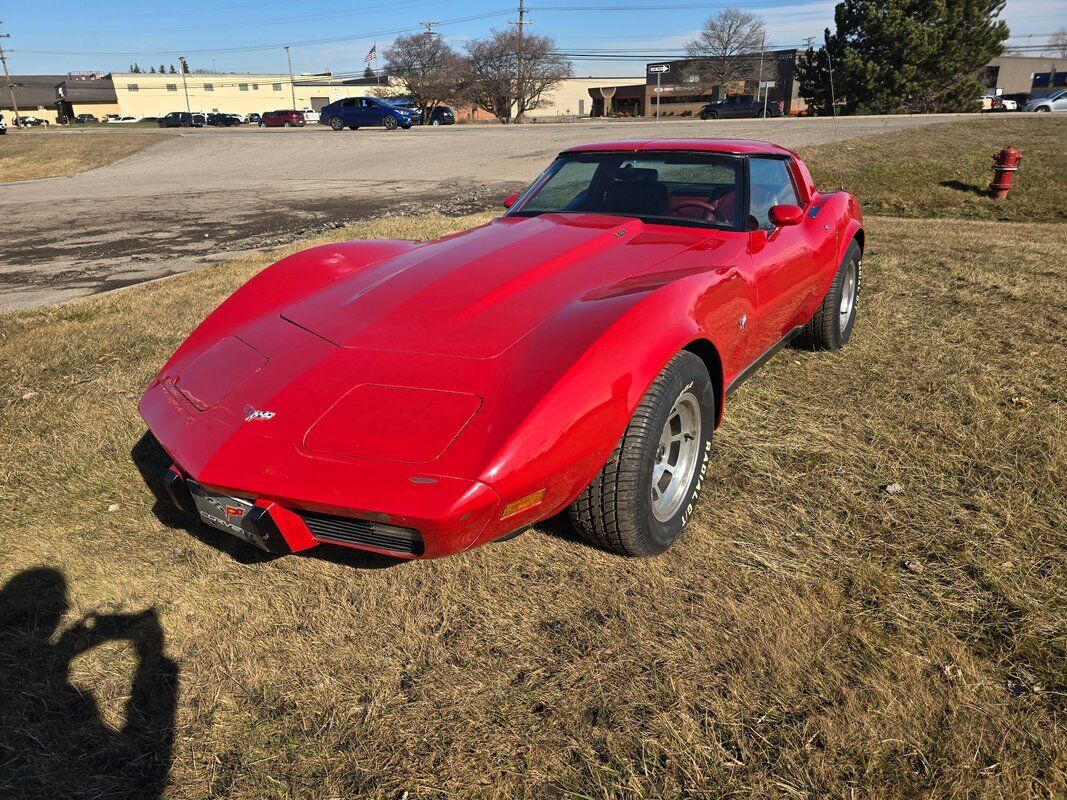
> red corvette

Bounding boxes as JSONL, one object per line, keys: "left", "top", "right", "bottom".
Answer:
{"left": 140, "top": 139, "right": 863, "bottom": 559}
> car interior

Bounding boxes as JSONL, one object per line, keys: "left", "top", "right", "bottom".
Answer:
{"left": 515, "top": 153, "right": 805, "bottom": 232}
{"left": 515, "top": 155, "right": 745, "bottom": 229}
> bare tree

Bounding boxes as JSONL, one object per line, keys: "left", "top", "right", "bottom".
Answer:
{"left": 465, "top": 29, "right": 572, "bottom": 123}
{"left": 1049, "top": 28, "right": 1067, "bottom": 57}
{"left": 384, "top": 32, "right": 468, "bottom": 123}
{"left": 684, "top": 9, "right": 767, "bottom": 92}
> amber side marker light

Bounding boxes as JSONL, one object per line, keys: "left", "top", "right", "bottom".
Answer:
{"left": 501, "top": 489, "right": 546, "bottom": 519}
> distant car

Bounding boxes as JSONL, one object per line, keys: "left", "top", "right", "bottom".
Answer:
{"left": 699, "top": 95, "right": 783, "bottom": 120}
{"left": 17, "top": 116, "right": 51, "bottom": 127}
{"left": 229, "top": 113, "right": 248, "bottom": 124}
{"left": 246, "top": 113, "right": 261, "bottom": 124}
{"left": 259, "top": 109, "right": 306, "bottom": 128}
{"left": 0, "top": 114, "right": 6, "bottom": 135}
{"left": 191, "top": 113, "right": 207, "bottom": 127}
{"left": 426, "top": 105, "right": 455, "bottom": 126}
{"left": 207, "top": 113, "right": 241, "bottom": 127}
{"left": 73, "top": 114, "right": 97, "bottom": 124}
{"left": 991, "top": 97, "right": 1018, "bottom": 111}
{"left": 158, "top": 112, "right": 194, "bottom": 128}
{"left": 107, "top": 115, "right": 141, "bottom": 124}
{"left": 1024, "top": 89, "right": 1067, "bottom": 112}
{"left": 319, "top": 97, "right": 417, "bottom": 130}
{"left": 299, "top": 108, "right": 321, "bottom": 124}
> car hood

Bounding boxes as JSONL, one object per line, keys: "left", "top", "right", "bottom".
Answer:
{"left": 281, "top": 214, "right": 711, "bottom": 359}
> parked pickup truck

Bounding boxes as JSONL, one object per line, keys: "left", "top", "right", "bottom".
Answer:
{"left": 699, "top": 94, "right": 783, "bottom": 120}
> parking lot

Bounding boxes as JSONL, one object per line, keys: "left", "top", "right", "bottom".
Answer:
{"left": 0, "top": 113, "right": 971, "bottom": 311}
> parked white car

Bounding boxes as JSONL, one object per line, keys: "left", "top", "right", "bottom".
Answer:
{"left": 0, "top": 114, "right": 6, "bottom": 135}
{"left": 299, "top": 108, "right": 320, "bottom": 123}
{"left": 1024, "top": 89, "right": 1067, "bottom": 112}
{"left": 107, "top": 116, "right": 142, "bottom": 124}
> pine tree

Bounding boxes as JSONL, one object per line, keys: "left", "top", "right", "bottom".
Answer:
{"left": 169, "top": 64, "right": 177, "bottom": 74}
{"left": 150, "top": 66, "right": 156, "bottom": 73}
{"left": 798, "top": 0, "right": 1009, "bottom": 114}
{"left": 159, "top": 64, "right": 167, "bottom": 75}
{"left": 363, "top": 65, "right": 375, "bottom": 79}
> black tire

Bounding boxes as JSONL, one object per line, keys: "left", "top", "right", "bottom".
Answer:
{"left": 569, "top": 351, "right": 715, "bottom": 557}
{"left": 329, "top": 116, "right": 344, "bottom": 130}
{"left": 258, "top": 121, "right": 266, "bottom": 127}
{"left": 383, "top": 115, "right": 399, "bottom": 130}
{"left": 283, "top": 121, "right": 292, "bottom": 128}
{"left": 705, "top": 111, "right": 719, "bottom": 120}
{"left": 801, "top": 239, "right": 862, "bottom": 351}
{"left": 348, "top": 125, "right": 359, "bottom": 130}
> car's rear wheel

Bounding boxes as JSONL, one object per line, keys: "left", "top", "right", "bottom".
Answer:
{"left": 258, "top": 121, "right": 265, "bottom": 127}
{"left": 283, "top": 121, "right": 292, "bottom": 128}
{"left": 383, "top": 115, "right": 399, "bottom": 130}
{"left": 569, "top": 351, "right": 714, "bottom": 557}
{"left": 329, "top": 117, "right": 344, "bottom": 130}
{"left": 801, "top": 239, "right": 862, "bottom": 351}
{"left": 431, "top": 119, "right": 442, "bottom": 126}
{"left": 348, "top": 125, "right": 359, "bottom": 130}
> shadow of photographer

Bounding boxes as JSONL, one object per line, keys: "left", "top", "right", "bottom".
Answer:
{"left": 0, "top": 568, "right": 178, "bottom": 799}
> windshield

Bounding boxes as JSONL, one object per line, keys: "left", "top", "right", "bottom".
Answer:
{"left": 510, "top": 152, "right": 743, "bottom": 229}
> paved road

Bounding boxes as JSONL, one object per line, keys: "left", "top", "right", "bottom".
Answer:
{"left": 1, "top": 114, "right": 969, "bottom": 312}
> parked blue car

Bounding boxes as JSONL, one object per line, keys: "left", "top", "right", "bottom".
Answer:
{"left": 319, "top": 97, "right": 418, "bottom": 131}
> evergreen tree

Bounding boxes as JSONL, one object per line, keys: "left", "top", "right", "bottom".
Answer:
{"left": 363, "top": 65, "right": 375, "bottom": 79}
{"left": 159, "top": 64, "right": 167, "bottom": 75}
{"left": 150, "top": 66, "right": 156, "bottom": 73}
{"left": 169, "top": 64, "right": 177, "bottom": 74}
{"left": 798, "top": 0, "right": 1009, "bottom": 115}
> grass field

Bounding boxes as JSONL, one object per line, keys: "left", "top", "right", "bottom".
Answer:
{"left": 1, "top": 118, "right": 1065, "bottom": 798}
{"left": 800, "top": 115, "right": 1066, "bottom": 222}
{"left": 0, "top": 130, "right": 167, "bottom": 182}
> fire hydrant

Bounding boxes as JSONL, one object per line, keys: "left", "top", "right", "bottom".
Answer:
{"left": 990, "top": 146, "right": 1022, "bottom": 200}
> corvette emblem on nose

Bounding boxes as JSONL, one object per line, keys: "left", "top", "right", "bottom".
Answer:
{"left": 244, "top": 406, "right": 276, "bottom": 422}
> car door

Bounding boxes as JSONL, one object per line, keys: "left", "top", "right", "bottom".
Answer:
{"left": 354, "top": 99, "right": 377, "bottom": 127}
{"left": 1054, "top": 90, "right": 1067, "bottom": 111}
{"left": 742, "top": 156, "right": 825, "bottom": 364}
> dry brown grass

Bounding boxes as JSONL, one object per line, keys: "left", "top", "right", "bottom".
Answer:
{"left": 799, "top": 115, "right": 1067, "bottom": 222}
{"left": 0, "top": 210, "right": 1064, "bottom": 799}
{"left": 0, "top": 130, "right": 168, "bottom": 182}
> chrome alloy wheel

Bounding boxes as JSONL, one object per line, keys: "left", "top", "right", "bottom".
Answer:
{"left": 651, "top": 390, "right": 702, "bottom": 522}
{"left": 839, "top": 258, "right": 858, "bottom": 331}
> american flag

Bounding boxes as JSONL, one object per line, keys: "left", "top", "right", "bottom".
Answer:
{"left": 364, "top": 44, "right": 376, "bottom": 63}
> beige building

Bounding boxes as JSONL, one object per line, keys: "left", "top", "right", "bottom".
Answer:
{"left": 110, "top": 72, "right": 395, "bottom": 117}
{"left": 984, "top": 55, "right": 1066, "bottom": 96}
{"left": 526, "top": 76, "right": 643, "bottom": 120}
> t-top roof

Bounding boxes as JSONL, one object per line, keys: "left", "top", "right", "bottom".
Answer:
{"left": 560, "top": 139, "right": 797, "bottom": 157}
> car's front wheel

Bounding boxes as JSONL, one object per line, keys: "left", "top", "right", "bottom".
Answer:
{"left": 329, "top": 117, "right": 344, "bottom": 130}
{"left": 383, "top": 115, "right": 399, "bottom": 130}
{"left": 569, "top": 351, "right": 714, "bottom": 557}
{"left": 801, "top": 239, "right": 862, "bottom": 351}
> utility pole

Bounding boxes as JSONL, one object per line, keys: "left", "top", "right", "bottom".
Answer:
{"left": 512, "top": 0, "right": 529, "bottom": 123}
{"left": 0, "top": 24, "right": 20, "bottom": 126}
{"left": 803, "top": 36, "right": 815, "bottom": 49}
{"left": 284, "top": 45, "right": 296, "bottom": 110}
{"left": 179, "top": 55, "right": 191, "bottom": 114}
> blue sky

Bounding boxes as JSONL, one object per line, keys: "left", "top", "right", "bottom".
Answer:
{"left": 4, "top": 0, "right": 1065, "bottom": 78}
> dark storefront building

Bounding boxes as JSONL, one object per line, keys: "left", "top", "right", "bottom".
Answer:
{"left": 589, "top": 49, "right": 802, "bottom": 117}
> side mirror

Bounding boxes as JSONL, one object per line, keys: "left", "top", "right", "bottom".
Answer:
{"left": 502, "top": 192, "right": 520, "bottom": 209}
{"left": 769, "top": 204, "right": 804, "bottom": 227}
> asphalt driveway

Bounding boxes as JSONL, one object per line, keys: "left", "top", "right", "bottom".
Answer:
{"left": 0, "top": 114, "right": 966, "bottom": 312}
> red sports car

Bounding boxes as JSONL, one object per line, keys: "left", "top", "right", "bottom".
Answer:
{"left": 140, "top": 139, "right": 864, "bottom": 559}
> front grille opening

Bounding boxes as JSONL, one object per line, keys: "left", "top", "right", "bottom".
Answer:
{"left": 298, "top": 510, "right": 424, "bottom": 556}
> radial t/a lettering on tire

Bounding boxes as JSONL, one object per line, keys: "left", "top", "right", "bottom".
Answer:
{"left": 569, "top": 351, "right": 715, "bottom": 557}
{"left": 800, "top": 239, "right": 862, "bottom": 351}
